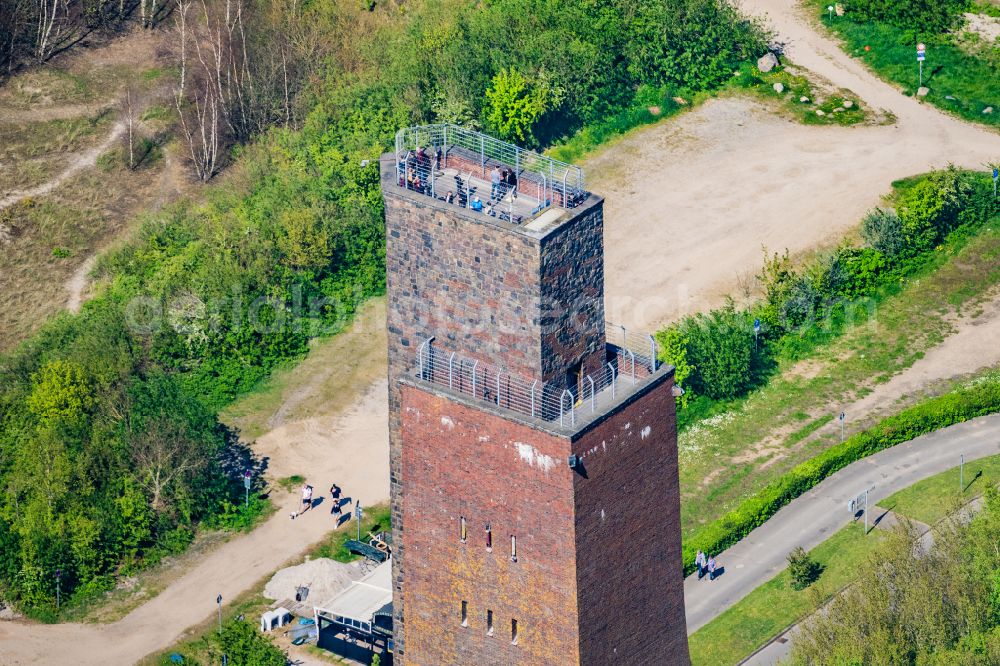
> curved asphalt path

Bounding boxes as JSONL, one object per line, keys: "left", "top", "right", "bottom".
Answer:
{"left": 684, "top": 413, "right": 1000, "bottom": 633}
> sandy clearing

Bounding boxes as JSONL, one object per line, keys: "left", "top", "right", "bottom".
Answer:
{"left": 0, "top": 382, "right": 389, "bottom": 665}
{"left": 596, "top": 0, "right": 1000, "bottom": 331}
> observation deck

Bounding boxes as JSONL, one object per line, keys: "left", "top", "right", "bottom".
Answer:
{"left": 403, "top": 324, "right": 673, "bottom": 437}
{"left": 392, "top": 124, "right": 588, "bottom": 234}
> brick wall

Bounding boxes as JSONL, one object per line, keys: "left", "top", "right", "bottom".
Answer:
{"left": 571, "top": 373, "right": 690, "bottom": 666}
{"left": 400, "top": 382, "right": 581, "bottom": 666}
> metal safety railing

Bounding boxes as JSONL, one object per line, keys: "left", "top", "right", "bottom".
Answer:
{"left": 394, "top": 124, "right": 587, "bottom": 212}
{"left": 413, "top": 325, "right": 659, "bottom": 430}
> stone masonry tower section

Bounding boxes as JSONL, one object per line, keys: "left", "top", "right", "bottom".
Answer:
{"left": 383, "top": 124, "right": 689, "bottom": 665}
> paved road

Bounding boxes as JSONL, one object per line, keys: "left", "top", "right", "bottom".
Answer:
{"left": 684, "top": 413, "right": 1000, "bottom": 634}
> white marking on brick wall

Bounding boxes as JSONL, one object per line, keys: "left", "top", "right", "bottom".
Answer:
{"left": 601, "top": 509, "right": 606, "bottom": 522}
{"left": 641, "top": 426, "right": 652, "bottom": 439}
{"left": 441, "top": 416, "right": 455, "bottom": 430}
{"left": 624, "top": 422, "right": 631, "bottom": 430}
{"left": 601, "top": 441, "right": 607, "bottom": 452}
{"left": 514, "top": 442, "right": 555, "bottom": 472}
{"left": 478, "top": 435, "right": 490, "bottom": 442}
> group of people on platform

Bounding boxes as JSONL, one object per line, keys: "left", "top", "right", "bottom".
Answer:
{"left": 489, "top": 165, "right": 518, "bottom": 200}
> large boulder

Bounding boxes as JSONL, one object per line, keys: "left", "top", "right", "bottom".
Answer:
{"left": 757, "top": 52, "right": 780, "bottom": 73}
{"left": 917, "top": 86, "right": 930, "bottom": 97}
{"left": 772, "top": 82, "right": 785, "bottom": 93}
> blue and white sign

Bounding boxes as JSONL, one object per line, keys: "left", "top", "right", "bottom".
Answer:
{"left": 753, "top": 319, "right": 761, "bottom": 333}
{"left": 993, "top": 168, "right": 999, "bottom": 181}
{"left": 917, "top": 43, "right": 926, "bottom": 61}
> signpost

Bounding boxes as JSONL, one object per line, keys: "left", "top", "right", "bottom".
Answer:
{"left": 753, "top": 319, "right": 761, "bottom": 352}
{"left": 993, "top": 167, "right": 998, "bottom": 198}
{"left": 839, "top": 411, "right": 846, "bottom": 442}
{"left": 243, "top": 470, "right": 252, "bottom": 507}
{"left": 356, "top": 501, "right": 363, "bottom": 541}
{"left": 960, "top": 453, "right": 965, "bottom": 492}
{"left": 55, "top": 569, "right": 62, "bottom": 611}
{"left": 217, "top": 594, "right": 223, "bottom": 635}
{"left": 827, "top": 4, "right": 834, "bottom": 20}
{"left": 849, "top": 485, "right": 876, "bottom": 534}
{"left": 917, "top": 43, "right": 926, "bottom": 88}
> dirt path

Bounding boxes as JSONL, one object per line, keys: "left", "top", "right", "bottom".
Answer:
{"left": 0, "top": 382, "right": 389, "bottom": 666}
{"left": 597, "top": 1, "right": 1000, "bottom": 330}
{"left": 65, "top": 255, "right": 97, "bottom": 313}
{"left": 0, "top": 120, "right": 125, "bottom": 211}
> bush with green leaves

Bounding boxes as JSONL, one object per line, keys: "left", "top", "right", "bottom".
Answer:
{"left": 787, "top": 546, "right": 823, "bottom": 590}
{"left": 843, "top": 0, "right": 969, "bottom": 32}
{"left": 676, "top": 304, "right": 758, "bottom": 400}
{"left": 860, "top": 208, "right": 904, "bottom": 258}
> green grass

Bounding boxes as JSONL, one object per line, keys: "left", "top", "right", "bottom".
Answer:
{"left": 882, "top": 452, "right": 1000, "bottom": 525}
{"left": 729, "top": 61, "right": 870, "bottom": 126}
{"left": 815, "top": 3, "right": 1000, "bottom": 127}
{"left": 313, "top": 503, "right": 391, "bottom": 563}
{"left": 678, "top": 219, "right": 1000, "bottom": 540}
{"left": 689, "top": 522, "right": 883, "bottom": 666}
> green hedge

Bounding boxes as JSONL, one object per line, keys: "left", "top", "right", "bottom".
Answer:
{"left": 682, "top": 373, "right": 1000, "bottom": 573}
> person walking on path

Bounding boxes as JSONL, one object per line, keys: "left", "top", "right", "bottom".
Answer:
{"left": 330, "top": 483, "right": 342, "bottom": 517}
{"left": 707, "top": 555, "right": 717, "bottom": 581}
{"left": 490, "top": 166, "right": 501, "bottom": 200}
{"left": 300, "top": 484, "right": 313, "bottom": 515}
{"left": 696, "top": 550, "right": 706, "bottom": 580}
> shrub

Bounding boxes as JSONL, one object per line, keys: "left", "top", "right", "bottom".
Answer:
{"left": 787, "top": 546, "right": 823, "bottom": 590}
{"left": 861, "top": 208, "right": 904, "bottom": 258}
{"left": 214, "top": 619, "right": 286, "bottom": 666}
{"left": 678, "top": 304, "right": 756, "bottom": 400}
{"left": 682, "top": 373, "right": 1000, "bottom": 573}
{"left": 655, "top": 327, "right": 694, "bottom": 406}
{"left": 843, "top": 0, "right": 969, "bottom": 32}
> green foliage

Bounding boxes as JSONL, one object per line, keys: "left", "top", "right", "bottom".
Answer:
{"left": 860, "top": 207, "right": 904, "bottom": 258}
{"left": 484, "top": 69, "right": 558, "bottom": 146}
{"left": 655, "top": 327, "right": 693, "bottom": 408}
{"left": 843, "top": 0, "right": 969, "bottom": 32}
{"left": 787, "top": 546, "right": 822, "bottom": 590}
{"left": 792, "top": 489, "right": 1000, "bottom": 664}
{"left": 677, "top": 304, "right": 758, "bottom": 400}
{"left": 372, "top": 654, "right": 381, "bottom": 666}
{"left": 214, "top": 619, "right": 286, "bottom": 666}
{"left": 682, "top": 371, "right": 1000, "bottom": 574}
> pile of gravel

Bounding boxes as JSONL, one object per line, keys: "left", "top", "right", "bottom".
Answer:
{"left": 263, "top": 557, "right": 364, "bottom": 606}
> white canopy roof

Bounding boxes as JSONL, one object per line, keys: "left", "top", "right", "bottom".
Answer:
{"left": 314, "top": 559, "right": 392, "bottom": 624}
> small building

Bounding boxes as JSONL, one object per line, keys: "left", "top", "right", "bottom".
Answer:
{"left": 314, "top": 559, "right": 394, "bottom": 663}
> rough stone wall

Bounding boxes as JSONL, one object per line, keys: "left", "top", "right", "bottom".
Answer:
{"left": 538, "top": 199, "right": 607, "bottom": 387}
{"left": 399, "top": 382, "right": 581, "bottom": 666}
{"left": 570, "top": 372, "right": 690, "bottom": 666}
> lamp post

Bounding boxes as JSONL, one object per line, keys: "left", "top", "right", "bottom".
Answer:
{"left": 243, "top": 470, "right": 252, "bottom": 508}
{"left": 216, "top": 594, "right": 223, "bottom": 635}
{"left": 55, "top": 569, "right": 61, "bottom": 611}
{"left": 839, "top": 411, "right": 845, "bottom": 442}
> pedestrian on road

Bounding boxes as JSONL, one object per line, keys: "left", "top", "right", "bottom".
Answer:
{"left": 707, "top": 556, "right": 717, "bottom": 581}
{"left": 696, "top": 550, "right": 706, "bottom": 579}
{"left": 301, "top": 484, "right": 313, "bottom": 515}
{"left": 330, "top": 483, "right": 342, "bottom": 517}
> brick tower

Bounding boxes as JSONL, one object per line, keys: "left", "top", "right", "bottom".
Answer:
{"left": 382, "top": 125, "right": 689, "bottom": 665}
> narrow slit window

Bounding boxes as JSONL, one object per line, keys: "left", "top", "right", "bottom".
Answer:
{"left": 461, "top": 600, "right": 468, "bottom": 627}
{"left": 487, "top": 609, "right": 494, "bottom": 636}
{"left": 460, "top": 516, "right": 467, "bottom": 543}
{"left": 510, "top": 534, "right": 517, "bottom": 562}
{"left": 485, "top": 523, "right": 492, "bottom": 551}
{"left": 511, "top": 618, "right": 519, "bottom": 645}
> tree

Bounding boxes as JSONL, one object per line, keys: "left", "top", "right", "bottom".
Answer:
{"left": 120, "top": 85, "right": 141, "bottom": 170}
{"left": 484, "top": 68, "right": 557, "bottom": 146}
{"left": 655, "top": 326, "right": 694, "bottom": 407}
{"left": 26, "top": 359, "right": 93, "bottom": 425}
{"left": 210, "top": 619, "right": 286, "bottom": 666}
{"left": 860, "top": 207, "right": 904, "bottom": 258}
{"left": 787, "top": 546, "right": 822, "bottom": 590}
{"left": 130, "top": 413, "right": 208, "bottom": 514}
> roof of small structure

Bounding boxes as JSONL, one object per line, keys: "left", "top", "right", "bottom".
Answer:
{"left": 314, "top": 559, "right": 392, "bottom": 623}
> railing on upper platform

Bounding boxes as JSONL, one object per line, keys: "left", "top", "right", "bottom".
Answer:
{"left": 412, "top": 324, "right": 660, "bottom": 430}
{"left": 394, "top": 124, "right": 587, "bottom": 214}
